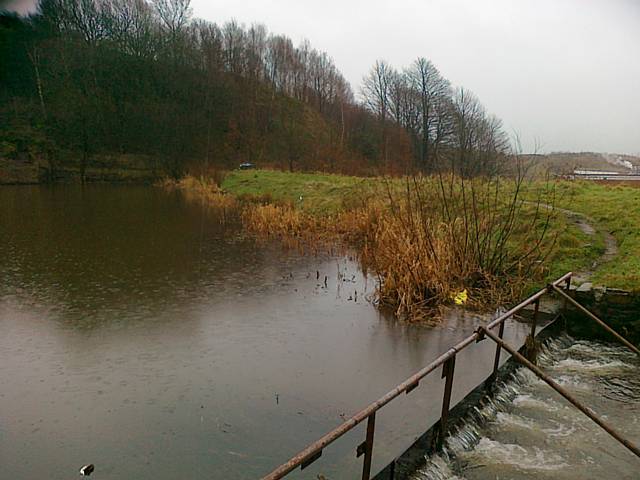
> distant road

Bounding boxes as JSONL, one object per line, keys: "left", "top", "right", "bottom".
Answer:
{"left": 570, "top": 174, "right": 640, "bottom": 181}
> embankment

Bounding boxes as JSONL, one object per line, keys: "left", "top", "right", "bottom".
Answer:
{"left": 567, "top": 285, "right": 640, "bottom": 345}
{"left": 0, "top": 152, "right": 158, "bottom": 184}
{"left": 163, "top": 171, "right": 617, "bottom": 318}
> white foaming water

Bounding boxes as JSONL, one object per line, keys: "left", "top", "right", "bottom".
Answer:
{"left": 542, "top": 418, "right": 577, "bottom": 438}
{"left": 494, "top": 412, "right": 536, "bottom": 430}
{"left": 411, "top": 334, "right": 639, "bottom": 480}
{"left": 411, "top": 455, "right": 463, "bottom": 480}
{"left": 553, "top": 374, "right": 595, "bottom": 390}
{"left": 512, "top": 393, "right": 558, "bottom": 411}
{"left": 553, "top": 357, "right": 630, "bottom": 372}
{"left": 466, "top": 438, "right": 569, "bottom": 471}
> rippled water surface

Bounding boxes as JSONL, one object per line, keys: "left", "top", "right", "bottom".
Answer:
{"left": 0, "top": 185, "right": 536, "bottom": 479}
{"left": 412, "top": 335, "right": 640, "bottom": 480}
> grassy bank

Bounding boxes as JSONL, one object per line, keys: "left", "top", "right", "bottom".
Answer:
{"left": 163, "top": 169, "right": 638, "bottom": 317}
{"left": 222, "top": 169, "right": 377, "bottom": 215}
{"left": 226, "top": 170, "right": 595, "bottom": 285}
{"left": 221, "top": 170, "right": 638, "bottom": 288}
{"left": 550, "top": 181, "right": 640, "bottom": 290}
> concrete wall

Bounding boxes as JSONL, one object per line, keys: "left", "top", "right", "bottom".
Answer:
{"left": 567, "top": 285, "right": 640, "bottom": 346}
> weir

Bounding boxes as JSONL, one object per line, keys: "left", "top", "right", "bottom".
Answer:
{"left": 262, "top": 272, "right": 640, "bottom": 479}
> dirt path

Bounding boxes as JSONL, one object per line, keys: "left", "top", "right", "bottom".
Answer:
{"left": 534, "top": 203, "right": 618, "bottom": 284}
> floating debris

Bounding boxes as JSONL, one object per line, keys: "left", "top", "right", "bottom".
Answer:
{"left": 79, "top": 464, "right": 94, "bottom": 476}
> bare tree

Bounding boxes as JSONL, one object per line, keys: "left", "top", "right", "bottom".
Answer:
{"left": 102, "top": 0, "right": 157, "bottom": 58}
{"left": 152, "top": 0, "right": 191, "bottom": 62}
{"left": 246, "top": 23, "right": 267, "bottom": 84}
{"left": 221, "top": 19, "right": 246, "bottom": 74}
{"left": 449, "top": 88, "right": 509, "bottom": 176}
{"left": 361, "top": 60, "right": 395, "bottom": 164}
{"left": 153, "top": 0, "right": 190, "bottom": 35}
{"left": 407, "top": 57, "right": 451, "bottom": 171}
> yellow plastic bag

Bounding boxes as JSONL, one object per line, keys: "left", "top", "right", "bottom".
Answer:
{"left": 452, "top": 289, "right": 468, "bottom": 305}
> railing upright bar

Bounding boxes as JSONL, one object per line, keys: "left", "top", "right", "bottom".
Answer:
{"left": 530, "top": 298, "right": 540, "bottom": 338}
{"left": 437, "top": 355, "right": 456, "bottom": 448}
{"left": 490, "top": 320, "right": 506, "bottom": 382}
{"left": 563, "top": 276, "right": 571, "bottom": 314}
{"left": 524, "top": 298, "right": 542, "bottom": 362}
{"left": 357, "top": 413, "right": 376, "bottom": 480}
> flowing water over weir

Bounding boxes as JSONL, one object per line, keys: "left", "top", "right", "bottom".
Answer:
{"left": 262, "top": 280, "right": 640, "bottom": 479}
{"left": 411, "top": 334, "right": 640, "bottom": 480}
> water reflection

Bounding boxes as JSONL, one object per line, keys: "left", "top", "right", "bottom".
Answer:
{"left": 1, "top": 185, "right": 531, "bottom": 479}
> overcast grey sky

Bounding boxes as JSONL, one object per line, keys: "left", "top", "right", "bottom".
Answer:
{"left": 4, "top": 0, "right": 639, "bottom": 154}
{"left": 191, "top": 0, "right": 640, "bottom": 155}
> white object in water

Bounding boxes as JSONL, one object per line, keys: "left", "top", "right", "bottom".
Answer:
{"left": 79, "top": 464, "right": 95, "bottom": 476}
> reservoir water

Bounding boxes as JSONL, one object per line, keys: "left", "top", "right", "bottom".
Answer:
{"left": 0, "top": 185, "right": 594, "bottom": 479}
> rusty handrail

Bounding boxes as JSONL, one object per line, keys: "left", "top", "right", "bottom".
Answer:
{"left": 478, "top": 325, "right": 640, "bottom": 458}
{"left": 261, "top": 272, "right": 573, "bottom": 480}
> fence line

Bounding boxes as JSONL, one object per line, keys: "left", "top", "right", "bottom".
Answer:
{"left": 262, "top": 272, "right": 573, "bottom": 480}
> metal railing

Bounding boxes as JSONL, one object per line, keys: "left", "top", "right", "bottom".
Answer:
{"left": 263, "top": 273, "right": 580, "bottom": 480}
{"left": 478, "top": 325, "right": 640, "bottom": 458}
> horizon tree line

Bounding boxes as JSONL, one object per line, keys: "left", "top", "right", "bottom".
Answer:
{"left": 361, "top": 58, "right": 509, "bottom": 176}
{"left": 1, "top": 0, "right": 510, "bottom": 179}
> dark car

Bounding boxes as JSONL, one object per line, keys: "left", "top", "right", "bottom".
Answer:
{"left": 239, "top": 162, "right": 256, "bottom": 170}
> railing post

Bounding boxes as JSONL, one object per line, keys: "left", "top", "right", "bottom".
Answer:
{"left": 525, "top": 298, "right": 541, "bottom": 362}
{"left": 356, "top": 412, "right": 376, "bottom": 480}
{"left": 563, "top": 277, "right": 571, "bottom": 315}
{"left": 530, "top": 298, "right": 540, "bottom": 338}
{"left": 437, "top": 355, "right": 456, "bottom": 448}
{"left": 488, "top": 321, "right": 506, "bottom": 384}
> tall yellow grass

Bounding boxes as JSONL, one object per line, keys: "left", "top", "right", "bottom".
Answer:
{"left": 165, "top": 173, "right": 553, "bottom": 320}
{"left": 160, "top": 176, "right": 237, "bottom": 220}
{"left": 241, "top": 176, "right": 553, "bottom": 319}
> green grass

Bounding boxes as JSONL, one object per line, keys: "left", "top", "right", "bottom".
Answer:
{"left": 223, "top": 169, "right": 639, "bottom": 291}
{"left": 543, "top": 213, "right": 605, "bottom": 283}
{"left": 550, "top": 181, "right": 640, "bottom": 291}
{"left": 222, "top": 169, "right": 376, "bottom": 215}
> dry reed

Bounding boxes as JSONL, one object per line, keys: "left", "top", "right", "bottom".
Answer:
{"left": 160, "top": 175, "right": 237, "bottom": 220}
{"left": 165, "top": 171, "right": 555, "bottom": 321}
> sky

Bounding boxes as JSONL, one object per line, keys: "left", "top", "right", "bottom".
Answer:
{"left": 4, "top": 0, "right": 639, "bottom": 154}
{"left": 189, "top": 0, "right": 640, "bottom": 155}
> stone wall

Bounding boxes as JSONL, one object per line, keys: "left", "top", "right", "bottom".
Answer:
{"left": 567, "top": 284, "right": 640, "bottom": 345}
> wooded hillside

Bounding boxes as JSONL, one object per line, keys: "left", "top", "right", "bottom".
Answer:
{"left": 1, "top": 0, "right": 509, "bottom": 182}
